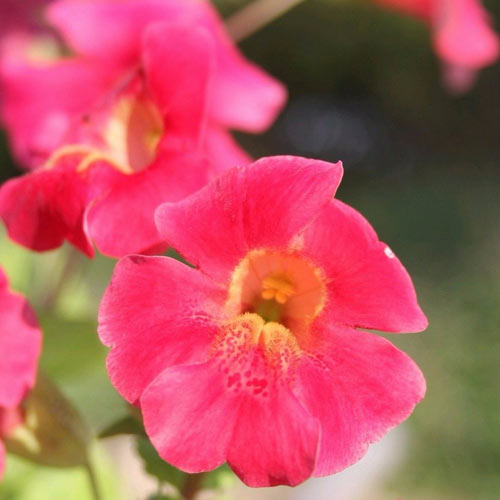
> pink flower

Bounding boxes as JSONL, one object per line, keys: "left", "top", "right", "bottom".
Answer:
{"left": 98, "top": 156, "right": 427, "bottom": 487}
{"left": 373, "top": 0, "right": 499, "bottom": 92}
{"left": 0, "top": 20, "right": 259, "bottom": 257}
{"left": 0, "top": 267, "right": 42, "bottom": 480}
{"left": 0, "top": 0, "right": 285, "bottom": 170}
{"left": 0, "top": 1, "right": 285, "bottom": 257}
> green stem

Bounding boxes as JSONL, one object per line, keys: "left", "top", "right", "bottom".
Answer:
{"left": 226, "top": 0, "right": 308, "bottom": 42}
{"left": 181, "top": 472, "right": 205, "bottom": 500}
{"left": 85, "top": 458, "right": 102, "bottom": 500}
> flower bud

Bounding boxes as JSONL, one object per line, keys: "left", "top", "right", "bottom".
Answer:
{"left": 4, "top": 373, "right": 91, "bottom": 467}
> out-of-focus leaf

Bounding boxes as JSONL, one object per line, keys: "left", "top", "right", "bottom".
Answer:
{"left": 38, "top": 315, "right": 126, "bottom": 433}
{"left": 137, "top": 437, "right": 236, "bottom": 498}
{"left": 99, "top": 414, "right": 146, "bottom": 438}
{"left": 0, "top": 444, "right": 118, "bottom": 500}
{"left": 5, "top": 373, "right": 90, "bottom": 468}
{"left": 137, "top": 437, "right": 185, "bottom": 490}
{"left": 202, "top": 464, "right": 235, "bottom": 490}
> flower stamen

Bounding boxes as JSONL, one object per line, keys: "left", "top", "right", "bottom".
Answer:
{"left": 261, "top": 274, "right": 295, "bottom": 304}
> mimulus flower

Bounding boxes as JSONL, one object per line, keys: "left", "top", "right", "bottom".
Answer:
{"left": 0, "top": 1, "right": 285, "bottom": 257}
{"left": 0, "top": 24, "right": 222, "bottom": 257}
{"left": 373, "top": 0, "right": 499, "bottom": 92}
{"left": 99, "top": 156, "right": 428, "bottom": 487}
{"left": 0, "top": 267, "right": 42, "bottom": 480}
{"left": 0, "top": 0, "right": 286, "bottom": 170}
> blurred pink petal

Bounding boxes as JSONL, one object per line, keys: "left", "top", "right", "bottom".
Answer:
{"left": 0, "top": 269, "right": 42, "bottom": 409}
{"left": 373, "top": 0, "right": 499, "bottom": 90}
{"left": 0, "top": 268, "right": 42, "bottom": 480}
{"left": 0, "top": 2, "right": 286, "bottom": 257}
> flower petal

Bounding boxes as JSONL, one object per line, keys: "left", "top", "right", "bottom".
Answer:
{"left": 203, "top": 125, "right": 252, "bottom": 173}
{"left": 0, "top": 55, "right": 113, "bottom": 168}
{"left": 295, "top": 325, "right": 426, "bottom": 477}
{"left": 0, "top": 158, "right": 94, "bottom": 256}
{"left": 142, "top": 22, "right": 214, "bottom": 142}
{"left": 47, "top": 0, "right": 190, "bottom": 65}
{"left": 303, "top": 199, "right": 427, "bottom": 332}
{"left": 98, "top": 255, "right": 225, "bottom": 404}
{"left": 0, "top": 270, "right": 41, "bottom": 409}
{"left": 141, "top": 315, "right": 319, "bottom": 486}
{"left": 87, "top": 152, "right": 211, "bottom": 257}
{"left": 227, "top": 377, "right": 319, "bottom": 487}
{"left": 200, "top": 5, "right": 287, "bottom": 132}
{"left": 156, "top": 156, "right": 343, "bottom": 284}
{"left": 433, "top": 0, "right": 499, "bottom": 69}
{"left": 141, "top": 360, "right": 239, "bottom": 473}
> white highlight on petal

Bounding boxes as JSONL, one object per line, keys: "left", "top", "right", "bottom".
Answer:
{"left": 384, "top": 246, "right": 395, "bottom": 259}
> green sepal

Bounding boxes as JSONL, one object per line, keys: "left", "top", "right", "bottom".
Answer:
{"left": 4, "top": 373, "right": 91, "bottom": 468}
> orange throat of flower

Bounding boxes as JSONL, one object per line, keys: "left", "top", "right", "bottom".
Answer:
{"left": 225, "top": 249, "right": 327, "bottom": 346}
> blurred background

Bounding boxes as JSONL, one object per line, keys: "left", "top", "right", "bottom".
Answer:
{"left": 1, "top": 0, "right": 499, "bottom": 499}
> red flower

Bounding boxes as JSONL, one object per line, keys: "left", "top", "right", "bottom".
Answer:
{"left": 373, "top": 0, "right": 499, "bottom": 92}
{"left": 0, "top": 268, "right": 42, "bottom": 479}
{"left": 99, "top": 156, "right": 427, "bottom": 487}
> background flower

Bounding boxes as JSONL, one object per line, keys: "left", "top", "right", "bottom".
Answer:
{"left": 372, "top": 0, "right": 499, "bottom": 92}
{"left": 0, "top": 267, "right": 42, "bottom": 480}
{"left": 0, "top": 0, "right": 286, "bottom": 258}
{"left": 0, "top": 0, "right": 286, "bottom": 170}
{"left": 0, "top": 23, "right": 217, "bottom": 258}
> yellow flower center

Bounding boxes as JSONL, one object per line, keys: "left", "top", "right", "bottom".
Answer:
{"left": 261, "top": 274, "right": 295, "bottom": 304}
{"left": 225, "top": 250, "right": 327, "bottom": 345}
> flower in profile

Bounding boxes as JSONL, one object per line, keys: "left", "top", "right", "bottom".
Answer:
{"left": 0, "top": 22, "right": 239, "bottom": 257}
{"left": 0, "top": 0, "right": 286, "bottom": 258}
{"left": 373, "top": 0, "right": 499, "bottom": 92}
{"left": 1, "top": 0, "right": 285, "bottom": 170}
{"left": 0, "top": 267, "right": 42, "bottom": 480}
{"left": 99, "top": 156, "right": 427, "bottom": 487}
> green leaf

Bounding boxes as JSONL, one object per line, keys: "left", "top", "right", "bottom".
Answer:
{"left": 99, "top": 414, "right": 146, "bottom": 438}
{"left": 38, "top": 315, "right": 125, "bottom": 433}
{"left": 1, "top": 444, "right": 118, "bottom": 500}
{"left": 137, "top": 437, "right": 236, "bottom": 498}
{"left": 164, "top": 248, "right": 193, "bottom": 267}
{"left": 137, "top": 437, "right": 186, "bottom": 490}
{"left": 202, "top": 464, "right": 236, "bottom": 490}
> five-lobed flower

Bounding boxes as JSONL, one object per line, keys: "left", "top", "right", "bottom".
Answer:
{"left": 98, "top": 156, "right": 428, "bottom": 487}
